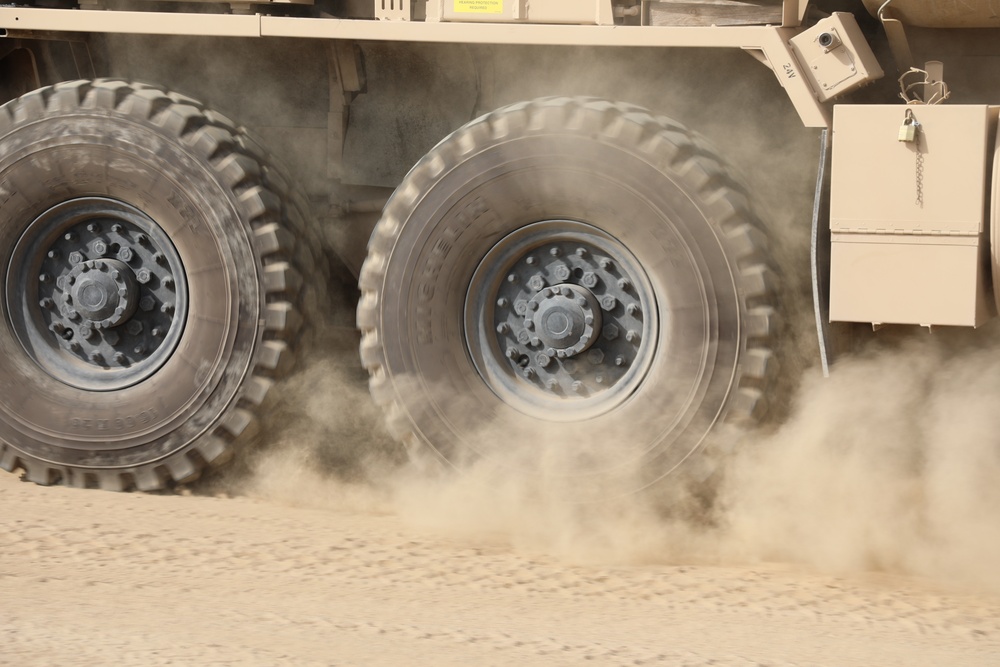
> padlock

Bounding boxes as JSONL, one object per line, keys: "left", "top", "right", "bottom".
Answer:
{"left": 898, "top": 110, "right": 919, "bottom": 143}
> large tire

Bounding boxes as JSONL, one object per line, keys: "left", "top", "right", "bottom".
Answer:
{"left": 0, "top": 80, "right": 308, "bottom": 491}
{"left": 359, "top": 98, "right": 778, "bottom": 493}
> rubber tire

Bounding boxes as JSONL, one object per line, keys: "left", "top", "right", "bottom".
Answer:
{"left": 0, "top": 80, "right": 308, "bottom": 491}
{"left": 358, "top": 97, "right": 779, "bottom": 492}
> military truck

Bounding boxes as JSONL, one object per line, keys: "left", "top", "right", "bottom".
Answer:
{"left": 0, "top": 0, "right": 996, "bottom": 491}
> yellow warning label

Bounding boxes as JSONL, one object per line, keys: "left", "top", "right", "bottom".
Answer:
{"left": 454, "top": 0, "right": 503, "bottom": 13}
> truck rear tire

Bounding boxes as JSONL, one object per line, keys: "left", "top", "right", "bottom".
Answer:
{"left": 358, "top": 97, "right": 779, "bottom": 494}
{"left": 0, "top": 80, "right": 308, "bottom": 491}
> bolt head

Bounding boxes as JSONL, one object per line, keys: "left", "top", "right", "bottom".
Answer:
{"left": 160, "top": 303, "right": 174, "bottom": 314}
{"left": 66, "top": 309, "right": 80, "bottom": 321}
{"left": 134, "top": 345, "right": 146, "bottom": 355}
{"left": 595, "top": 375, "right": 605, "bottom": 385}
{"left": 514, "top": 300, "right": 528, "bottom": 315}
{"left": 535, "top": 353, "right": 551, "bottom": 367}
{"left": 599, "top": 258, "right": 614, "bottom": 270}
{"left": 505, "top": 348, "right": 518, "bottom": 360}
{"left": 136, "top": 269, "right": 151, "bottom": 284}
{"left": 111, "top": 224, "right": 123, "bottom": 234}
{"left": 525, "top": 319, "right": 535, "bottom": 330}
{"left": 39, "top": 298, "right": 54, "bottom": 310}
{"left": 118, "top": 247, "right": 134, "bottom": 262}
{"left": 496, "top": 322, "right": 510, "bottom": 335}
{"left": 618, "top": 278, "right": 632, "bottom": 290}
{"left": 139, "top": 296, "right": 155, "bottom": 312}
{"left": 546, "top": 379, "right": 559, "bottom": 390}
{"left": 39, "top": 273, "right": 50, "bottom": 284}
{"left": 603, "top": 324, "right": 620, "bottom": 341}
{"left": 587, "top": 349, "right": 605, "bottom": 364}
{"left": 553, "top": 265, "right": 570, "bottom": 281}
{"left": 93, "top": 241, "right": 107, "bottom": 255}
{"left": 525, "top": 256, "right": 536, "bottom": 266}
{"left": 626, "top": 303, "right": 641, "bottom": 316}
{"left": 125, "top": 320, "right": 143, "bottom": 336}
{"left": 575, "top": 247, "right": 588, "bottom": 258}
{"left": 79, "top": 325, "right": 94, "bottom": 340}
{"left": 600, "top": 295, "right": 617, "bottom": 311}
{"left": 68, "top": 251, "right": 84, "bottom": 265}
{"left": 572, "top": 381, "right": 583, "bottom": 393}
{"left": 136, "top": 233, "right": 148, "bottom": 245}
{"left": 522, "top": 367, "right": 536, "bottom": 379}
{"left": 89, "top": 352, "right": 103, "bottom": 363}
{"left": 151, "top": 327, "right": 163, "bottom": 338}
{"left": 625, "top": 330, "right": 639, "bottom": 343}
{"left": 506, "top": 273, "right": 518, "bottom": 283}
{"left": 69, "top": 341, "right": 81, "bottom": 352}
{"left": 581, "top": 272, "right": 599, "bottom": 288}
{"left": 528, "top": 275, "right": 546, "bottom": 292}
{"left": 87, "top": 223, "right": 100, "bottom": 234}
{"left": 104, "top": 330, "right": 120, "bottom": 345}
{"left": 64, "top": 232, "right": 77, "bottom": 242}
{"left": 517, "top": 330, "right": 530, "bottom": 344}
{"left": 549, "top": 247, "right": 561, "bottom": 257}
{"left": 615, "top": 356, "right": 626, "bottom": 367}
{"left": 154, "top": 252, "right": 167, "bottom": 265}
{"left": 496, "top": 297, "right": 509, "bottom": 308}
{"left": 114, "top": 352, "right": 127, "bottom": 365}
{"left": 47, "top": 250, "right": 59, "bottom": 259}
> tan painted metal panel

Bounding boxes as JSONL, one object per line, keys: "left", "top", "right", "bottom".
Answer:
{"left": 831, "top": 105, "right": 991, "bottom": 235}
{"left": 829, "top": 104, "right": 994, "bottom": 327}
{"left": 0, "top": 8, "right": 260, "bottom": 36}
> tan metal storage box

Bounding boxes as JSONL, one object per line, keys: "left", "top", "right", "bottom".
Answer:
{"left": 829, "top": 104, "right": 994, "bottom": 326}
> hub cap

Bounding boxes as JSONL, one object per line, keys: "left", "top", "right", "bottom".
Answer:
{"left": 465, "top": 220, "right": 658, "bottom": 420}
{"left": 7, "top": 198, "right": 188, "bottom": 391}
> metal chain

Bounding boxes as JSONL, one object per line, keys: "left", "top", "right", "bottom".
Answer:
{"left": 915, "top": 137, "right": 924, "bottom": 208}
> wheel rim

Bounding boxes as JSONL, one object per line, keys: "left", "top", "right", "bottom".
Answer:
{"left": 465, "top": 220, "right": 659, "bottom": 421}
{"left": 6, "top": 197, "right": 188, "bottom": 392}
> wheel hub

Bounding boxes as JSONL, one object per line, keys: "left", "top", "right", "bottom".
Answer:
{"left": 66, "top": 258, "right": 140, "bottom": 328}
{"left": 527, "top": 284, "right": 601, "bottom": 358}
{"left": 8, "top": 197, "right": 188, "bottom": 391}
{"left": 466, "top": 220, "right": 658, "bottom": 419}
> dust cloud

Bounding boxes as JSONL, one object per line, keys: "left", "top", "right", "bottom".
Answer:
{"left": 227, "top": 323, "right": 1000, "bottom": 593}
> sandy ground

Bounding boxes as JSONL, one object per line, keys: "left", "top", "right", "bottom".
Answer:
{"left": 3, "top": 467, "right": 1000, "bottom": 667}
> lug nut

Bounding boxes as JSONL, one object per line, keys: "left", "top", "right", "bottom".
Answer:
{"left": 588, "top": 349, "right": 605, "bottom": 364}
{"left": 600, "top": 295, "right": 617, "bottom": 311}
{"left": 572, "top": 381, "right": 583, "bottom": 393}
{"left": 87, "top": 223, "right": 101, "bottom": 234}
{"left": 39, "top": 273, "right": 50, "bottom": 284}
{"left": 506, "top": 273, "right": 518, "bottom": 283}
{"left": 136, "top": 269, "right": 151, "bottom": 284}
{"left": 111, "top": 224, "right": 124, "bottom": 234}
{"left": 139, "top": 296, "right": 155, "bottom": 312}
{"left": 79, "top": 325, "right": 94, "bottom": 340}
{"left": 626, "top": 303, "right": 641, "bottom": 316}
{"left": 517, "top": 330, "right": 530, "bottom": 344}
{"left": 118, "top": 247, "right": 134, "bottom": 262}
{"left": 528, "top": 274, "right": 546, "bottom": 292}
{"left": 47, "top": 249, "right": 59, "bottom": 260}
{"left": 514, "top": 301, "right": 527, "bottom": 315}
{"left": 49, "top": 322, "right": 65, "bottom": 334}
{"left": 522, "top": 367, "right": 536, "bottom": 379}
{"left": 39, "top": 298, "right": 55, "bottom": 310}
{"left": 496, "top": 322, "right": 510, "bottom": 335}
{"left": 595, "top": 375, "right": 605, "bottom": 385}
{"left": 69, "top": 341, "right": 81, "bottom": 352}
{"left": 125, "top": 321, "right": 143, "bottom": 336}
{"left": 136, "top": 233, "right": 148, "bottom": 245}
{"left": 68, "top": 251, "right": 84, "bottom": 265}
{"left": 151, "top": 328, "right": 164, "bottom": 338}
{"left": 615, "top": 356, "right": 626, "bottom": 367}
{"left": 618, "top": 278, "right": 632, "bottom": 290}
{"left": 603, "top": 324, "right": 619, "bottom": 340}
{"left": 553, "top": 264, "right": 570, "bottom": 281}
{"left": 114, "top": 352, "right": 127, "bottom": 365}
{"left": 64, "top": 231, "right": 77, "bottom": 242}
{"left": 160, "top": 303, "right": 174, "bottom": 314}
{"left": 535, "top": 353, "right": 551, "bottom": 367}
{"left": 66, "top": 309, "right": 80, "bottom": 321}
{"left": 505, "top": 348, "right": 518, "bottom": 360}
{"left": 153, "top": 252, "right": 167, "bottom": 265}
{"left": 93, "top": 240, "right": 107, "bottom": 255}
{"left": 89, "top": 352, "right": 103, "bottom": 363}
{"left": 525, "top": 256, "right": 536, "bottom": 266}
{"left": 575, "top": 247, "right": 588, "bottom": 257}
{"left": 134, "top": 345, "right": 146, "bottom": 355}
{"left": 104, "top": 330, "right": 120, "bottom": 345}
{"left": 626, "top": 330, "right": 639, "bottom": 343}
{"left": 496, "top": 297, "right": 509, "bottom": 308}
{"left": 581, "top": 272, "right": 599, "bottom": 288}
{"left": 525, "top": 320, "right": 535, "bottom": 330}
{"left": 546, "top": 379, "right": 559, "bottom": 390}
{"left": 549, "top": 247, "right": 561, "bottom": 257}
{"left": 599, "top": 258, "right": 613, "bottom": 270}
